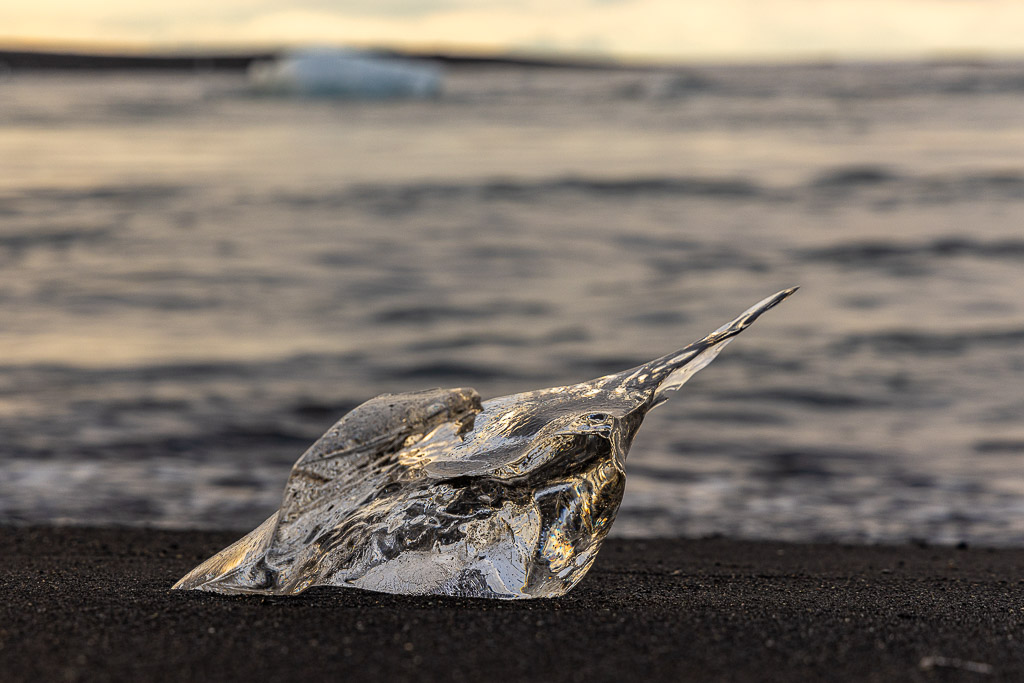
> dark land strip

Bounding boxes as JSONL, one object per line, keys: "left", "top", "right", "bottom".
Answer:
{"left": 2, "top": 526, "right": 1022, "bottom": 682}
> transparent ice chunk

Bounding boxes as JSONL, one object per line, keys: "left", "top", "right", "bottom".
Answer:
{"left": 173, "top": 289, "right": 796, "bottom": 598}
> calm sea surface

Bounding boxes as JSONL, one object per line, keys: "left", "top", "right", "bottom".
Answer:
{"left": 2, "top": 61, "right": 1024, "bottom": 544}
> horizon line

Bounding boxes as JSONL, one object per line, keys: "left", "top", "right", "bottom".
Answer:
{"left": 2, "top": 37, "right": 1023, "bottom": 69}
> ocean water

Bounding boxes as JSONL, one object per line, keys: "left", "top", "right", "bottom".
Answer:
{"left": 2, "top": 61, "right": 1024, "bottom": 545}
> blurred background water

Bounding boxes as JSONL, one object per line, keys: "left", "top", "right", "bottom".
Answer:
{"left": 2, "top": 61, "right": 1024, "bottom": 544}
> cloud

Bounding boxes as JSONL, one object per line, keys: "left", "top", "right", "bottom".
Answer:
{"left": 4, "top": 0, "right": 1024, "bottom": 59}
{"left": 264, "top": 1, "right": 472, "bottom": 18}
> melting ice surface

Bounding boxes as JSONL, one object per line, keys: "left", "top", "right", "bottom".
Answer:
{"left": 174, "top": 289, "right": 796, "bottom": 598}
{"left": 248, "top": 47, "right": 442, "bottom": 98}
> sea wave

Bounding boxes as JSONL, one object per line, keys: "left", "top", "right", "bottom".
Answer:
{"left": 834, "top": 327, "right": 1024, "bottom": 354}
{"left": 801, "top": 237, "right": 1024, "bottom": 266}
{"left": 5, "top": 170, "right": 1024, "bottom": 233}
{"left": 266, "top": 169, "right": 1024, "bottom": 210}
{"left": 612, "top": 62, "right": 1024, "bottom": 100}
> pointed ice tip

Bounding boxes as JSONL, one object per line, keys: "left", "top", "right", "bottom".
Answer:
{"left": 761, "top": 286, "right": 799, "bottom": 308}
{"left": 643, "top": 287, "right": 798, "bottom": 404}
{"left": 710, "top": 286, "right": 798, "bottom": 338}
{"left": 760, "top": 286, "right": 799, "bottom": 312}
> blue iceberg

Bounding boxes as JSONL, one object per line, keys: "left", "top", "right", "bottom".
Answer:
{"left": 248, "top": 48, "right": 442, "bottom": 99}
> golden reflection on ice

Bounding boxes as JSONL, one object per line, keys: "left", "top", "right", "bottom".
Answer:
{"left": 173, "top": 289, "right": 795, "bottom": 598}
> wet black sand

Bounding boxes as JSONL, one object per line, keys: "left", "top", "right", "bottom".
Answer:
{"left": 2, "top": 526, "right": 1022, "bottom": 682}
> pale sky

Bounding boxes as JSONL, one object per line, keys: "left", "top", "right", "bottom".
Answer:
{"left": 3, "top": 0, "right": 1024, "bottom": 61}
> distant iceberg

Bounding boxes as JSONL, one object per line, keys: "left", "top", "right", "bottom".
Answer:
{"left": 248, "top": 48, "right": 442, "bottom": 98}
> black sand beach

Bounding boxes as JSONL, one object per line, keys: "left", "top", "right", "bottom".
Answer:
{"left": 2, "top": 526, "right": 1021, "bottom": 682}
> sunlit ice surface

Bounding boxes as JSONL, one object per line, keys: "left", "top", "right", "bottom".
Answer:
{"left": 173, "top": 290, "right": 794, "bottom": 597}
